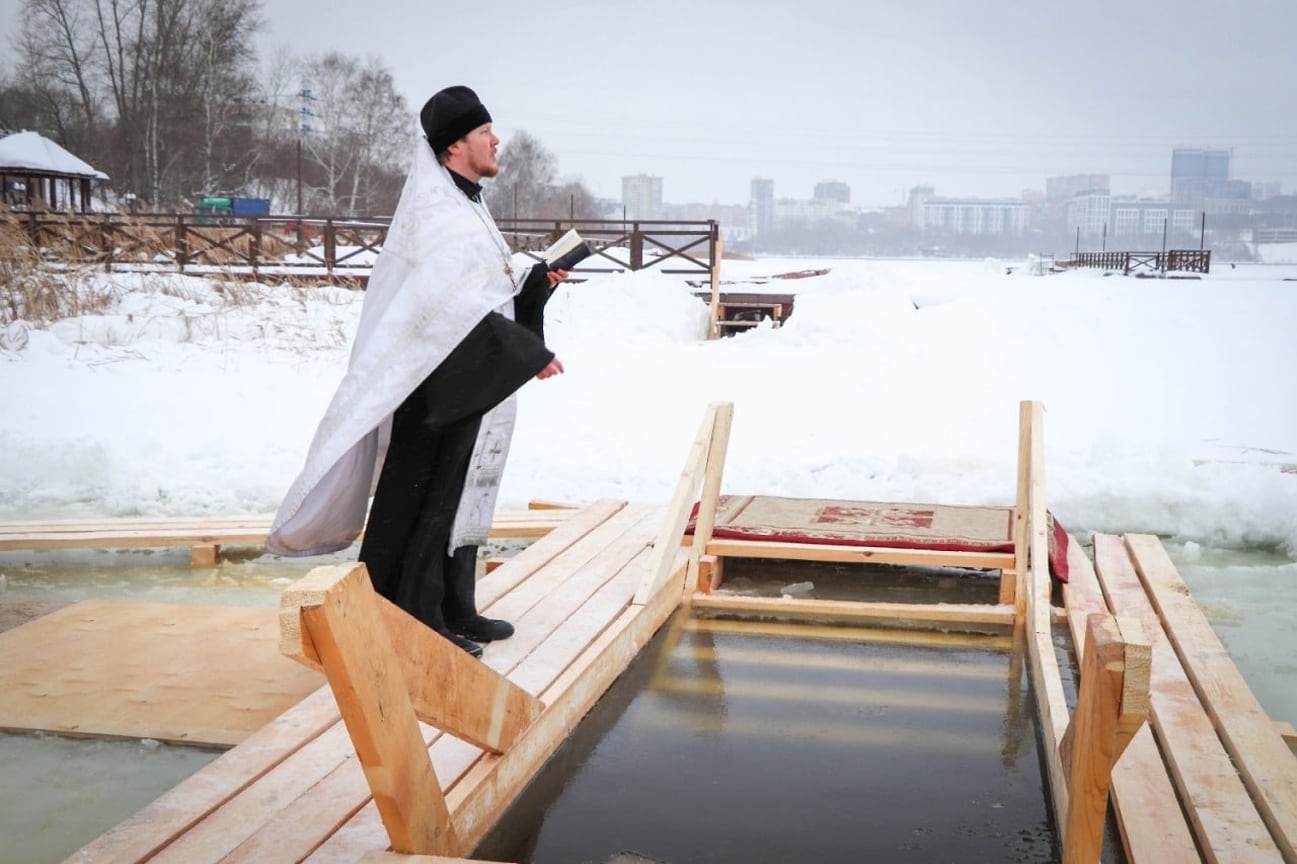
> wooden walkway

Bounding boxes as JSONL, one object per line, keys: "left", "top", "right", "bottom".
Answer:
{"left": 0, "top": 507, "right": 575, "bottom": 568}
{"left": 51, "top": 400, "right": 1297, "bottom": 863}
{"left": 65, "top": 499, "right": 680, "bottom": 863}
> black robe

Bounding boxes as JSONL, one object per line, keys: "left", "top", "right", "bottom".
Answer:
{"left": 358, "top": 261, "right": 554, "bottom": 634}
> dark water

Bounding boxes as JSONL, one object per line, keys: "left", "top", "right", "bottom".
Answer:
{"left": 475, "top": 610, "right": 1059, "bottom": 864}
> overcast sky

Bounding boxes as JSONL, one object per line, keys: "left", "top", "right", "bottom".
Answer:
{"left": 3, "top": 0, "right": 1295, "bottom": 207}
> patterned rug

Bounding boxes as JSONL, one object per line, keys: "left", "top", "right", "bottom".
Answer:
{"left": 689, "top": 494, "right": 1069, "bottom": 581}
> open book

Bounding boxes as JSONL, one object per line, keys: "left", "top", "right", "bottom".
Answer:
{"left": 543, "top": 228, "right": 594, "bottom": 271}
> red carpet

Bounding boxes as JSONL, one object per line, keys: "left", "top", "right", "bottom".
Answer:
{"left": 688, "top": 495, "right": 1069, "bottom": 582}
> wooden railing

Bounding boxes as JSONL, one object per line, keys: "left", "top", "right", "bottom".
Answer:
{"left": 1068, "top": 249, "right": 1211, "bottom": 275}
{"left": 16, "top": 212, "right": 719, "bottom": 284}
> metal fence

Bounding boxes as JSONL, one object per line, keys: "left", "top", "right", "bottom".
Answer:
{"left": 1068, "top": 249, "right": 1211, "bottom": 275}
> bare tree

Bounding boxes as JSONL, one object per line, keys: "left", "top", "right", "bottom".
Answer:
{"left": 485, "top": 129, "right": 597, "bottom": 221}
{"left": 297, "top": 51, "right": 411, "bottom": 216}
{"left": 11, "top": 0, "right": 262, "bottom": 208}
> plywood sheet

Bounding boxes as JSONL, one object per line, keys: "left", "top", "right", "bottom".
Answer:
{"left": 0, "top": 599, "right": 323, "bottom": 746}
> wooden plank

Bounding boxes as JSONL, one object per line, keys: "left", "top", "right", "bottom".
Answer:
{"left": 634, "top": 403, "right": 723, "bottom": 604}
{"left": 0, "top": 599, "right": 323, "bottom": 746}
{"left": 474, "top": 499, "right": 629, "bottom": 611}
{"left": 1019, "top": 400, "right": 1071, "bottom": 840}
{"left": 1010, "top": 400, "right": 1031, "bottom": 611}
{"left": 63, "top": 686, "right": 341, "bottom": 864}
{"left": 288, "top": 563, "right": 457, "bottom": 855}
{"left": 1279, "top": 721, "right": 1297, "bottom": 746}
{"left": 1094, "top": 532, "right": 1281, "bottom": 863}
{"left": 1126, "top": 532, "right": 1297, "bottom": 863}
{"left": 1062, "top": 537, "right": 1199, "bottom": 864}
{"left": 446, "top": 548, "right": 689, "bottom": 854}
{"left": 0, "top": 509, "right": 574, "bottom": 551}
{"left": 688, "top": 593, "right": 1015, "bottom": 631}
{"left": 481, "top": 504, "right": 658, "bottom": 628}
{"left": 683, "top": 615, "right": 1015, "bottom": 652}
{"left": 686, "top": 401, "right": 733, "bottom": 593}
{"left": 703, "top": 537, "right": 1014, "bottom": 570}
{"left": 149, "top": 721, "right": 363, "bottom": 863}
{"left": 1061, "top": 614, "right": 1149, "bottom": 864}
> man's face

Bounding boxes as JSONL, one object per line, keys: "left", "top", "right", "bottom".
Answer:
{"left": 448, "top": 123, "right": 499, "bottom": 181}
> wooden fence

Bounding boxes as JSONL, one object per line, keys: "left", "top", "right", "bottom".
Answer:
{"left": 1068, "top": 249, "right": 1212, "bottom": 275}
{"left": 14, "top": 212, "right": 720, "bottom": 284}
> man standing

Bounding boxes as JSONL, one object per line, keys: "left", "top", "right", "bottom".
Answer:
{"left": 267, "top": 86, "right": 565, "bottom": 658}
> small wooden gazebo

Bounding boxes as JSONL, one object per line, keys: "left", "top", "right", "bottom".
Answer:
{"left": 0, "top": 130, "right": 108, "bottom": 212}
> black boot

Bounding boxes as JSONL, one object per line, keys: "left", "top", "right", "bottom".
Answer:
{"left": 440, "top": 629, "right": 484, "bottom": 658}
{"left": 444, "top": 545, "right": 515, "bottom": 643}
{"left": 449, "top": 614, "right": 515, "bottom": 643}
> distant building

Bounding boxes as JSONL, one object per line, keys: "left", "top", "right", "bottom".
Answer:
{"left": 1046, "top": 174, "right": 1110, "bottom": 202}
{"left": 1170, "top": 148, "right": 1250, "bottom": 214}
{"left": 621, "top": 174, "right": 663, "bottom": 220}
{"left": 911, "top": 188, "right": 1030, "bottom": 235}
{"left": 813, "top": 180, "right": 850, "bottom": 205}
{"left": 1171, "top": 148, "right": 1230, "bottom": 205}
{"left": 662, "top": 201, "right": 751, "bottom": 244}
{"left": 1066, "top": 190, "right": 1198, "bottom": 241}
{"left": 749, "top": 177, "right": 774, "bottom": 236}
{"left": 1252, "top": 181, "right": 1282, "bottom": 201}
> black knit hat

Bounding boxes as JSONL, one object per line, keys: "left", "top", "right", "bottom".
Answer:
{"left": 420, "top": 85, "right": 491, "bottom": 152}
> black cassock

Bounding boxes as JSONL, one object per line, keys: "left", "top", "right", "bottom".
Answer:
{"left": 359, "top": 264, "right": 554, "bottom": 636}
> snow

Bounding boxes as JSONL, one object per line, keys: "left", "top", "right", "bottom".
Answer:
{"left": 3, "top": 256, "right": 1296, "bottom": 559}
{"left": 0, "top": 130, "right": 110, "bottom": 179}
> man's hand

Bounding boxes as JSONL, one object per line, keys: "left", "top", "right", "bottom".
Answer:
{"left": 546, "top": 268, "right": 569, "bottom": 288}
{"left": 537, "top": 356, "right": 564, "bottom": 379}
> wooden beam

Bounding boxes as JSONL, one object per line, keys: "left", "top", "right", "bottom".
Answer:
{"left": 1126, "top": 532, "right": 1297, "bottom": 863}
{"left": 634, "top": 402, "right": 728, "bottom": 604}
{"left": 707, "top": 236, "right": 723, "bottom": 339}
{"left": 1018, "top": 401, "right": 1071, "bottom": 840}
{"left": 1094, "top": 532, "right": 1281, "bottom": 862}
{"left": 1061, "top": 614, "right": 1150, "bottom": 864}
{"left": 689, "top": 593, "right": 1015, "bottom": 632}
{"left": 1008, "top": 401, "right": 1031, "bottom": 607}
{"left": 281, "top": 568, "right": 541, "bottom": 755}
{"left": 686, "top": 402, "right": 733, "bottom": 594}
{"left": 702, "top": 538, "right": 1013, "bottom": 570}
{"left": 281, "top": 563, "right": 457, "bottom": 856}
{"left": 1010, "top": 400, "right": 1031, "bottom": 610}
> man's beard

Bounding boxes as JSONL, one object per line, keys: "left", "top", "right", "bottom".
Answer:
{"left": 471, "top": 153, "right": 499, "bottom": 179}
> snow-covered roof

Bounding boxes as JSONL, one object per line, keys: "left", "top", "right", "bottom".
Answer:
{"left": 0, "top": 130, "right": 109, "bottom": 180}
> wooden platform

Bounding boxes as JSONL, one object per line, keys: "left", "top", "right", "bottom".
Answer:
{"left": 0, "top": 600, "right": 323, "bottom": 746}
{"left": 0, "top": 506, "right": 576, "bottom": 568}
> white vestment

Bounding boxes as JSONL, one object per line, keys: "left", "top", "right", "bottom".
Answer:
{"left": 266, "top": 140, "right": 527, "bottom": 557}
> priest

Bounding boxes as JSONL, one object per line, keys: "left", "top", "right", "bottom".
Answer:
{"left": 267, "top": 85, "right": 566, "bottom": 658}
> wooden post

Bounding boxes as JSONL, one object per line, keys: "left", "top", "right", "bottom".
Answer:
{"left": 708, "top": 236, "right": 724, "bottom": 339}
{"left": 634, "top": 402, "right": 731, "bottom": 605}
{"left": 281, "top": 563, "right": 457, "bottom": 855}
{"left": 1008, "top": 400, "right": 1035, "bottom": 611}
{"left": 281, "top": 565, "right": 541, "bottom": 756}
{"left": 1060, "top": 613, "right": 1150, "bottom": 864}
{"left": 281, "top": 563, "right": 544, "bottom": 856}
{"left": 686, "top": 402, "right": 732, "bottom": 593}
